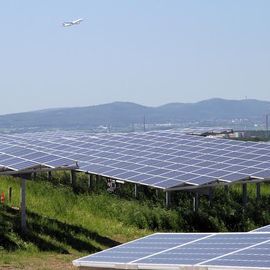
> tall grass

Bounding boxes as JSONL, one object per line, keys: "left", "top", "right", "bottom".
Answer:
{"left": 0, "top": 176, "right": 150, "bottom": 256}
{"left": 1, "top": 174, "right": 270, "bottom": 260}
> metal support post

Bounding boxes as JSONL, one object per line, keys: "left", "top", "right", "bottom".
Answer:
{"left": 256, "top": 183, "right": 261, "bottom": 201}
{"left": 20, "top": 177, "right": 27, "bottom": 233}
{"left": 242, "top": 183, "right": 248, "bottom": 207}
{"left": 70, "top": 170, "right": 76, "bottom": 187}
{"left": 193, "top": 192, "right": 199, "bottom": 212}
{"left": 134, "top": 184, "right": 138, "bottom": 198}
{"left": 8, "top": 187, "right": 12, "bottom": 203}
{"left": 47, "top": 171, "right": 52, "bottom": 181}
{"left": 88, "top": 174, "right": 93, "bottom": 190}
{"left": 165, "top": 191, "right": 171, "bottom": 208}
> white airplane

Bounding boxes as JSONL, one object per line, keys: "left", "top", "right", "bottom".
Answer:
{"left": 62, "top": 18, "right": 83, "bottom": 27}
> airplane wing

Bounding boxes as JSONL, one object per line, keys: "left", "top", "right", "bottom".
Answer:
{"left": 72, "top": 18, "right": 83, "bottom": 24}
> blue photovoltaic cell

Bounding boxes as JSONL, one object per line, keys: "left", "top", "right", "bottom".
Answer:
{"left": 222, "top": 158, "right": 246, "bottom": 165}
{"left": 203, "top": 241, "right": 270, "bottom": 268}
{"left": 175, "top": 172, "right": 198, "bottom": 180}
{"left": 195, "top": 160, "right": 217, "bottom": 167}
{"left": 74, "top": 233, "right": 210, "bottom": 264}
{"left": 137, "top": 233, "right": 270, "bottom": 265}
{"left": 239, "top": 167, "right": 264, "bottom": 176}
{"left": 239, "top": 160, "right": 263, "bottom": 167}
{"left": 10, "top": 160, "right": 39, "bottom": 170}
{"left": 156, "top": 179, "right": 186, "bottom": 188}
{"left": 0, "top": 157, "right": 25, "bottom": 166}
{"left": 182, "top": 152, "right": 204, "bottom": 158}
{"left": 252, "top": 225, "right": 270, "bottom": 232}
{"left": 203, "top": 170, "right": 229, "bottom": 178}
{"left": 73, "top": 233, "right": 270, "bottom": 269}
{"left": 148, "top": 168, "right": 170, "bottom": 176}
{"left": 32, "top": 154, "right": 61, "bottom": 163}
{"left": 123, "top": 163, "right": 146, "bottom": 170}
{"left": 161, "top": 170, "right": 188, "bottom": 179}
{"left": 177, "top": 165, "right": 199, "bottom": 172}
{"left": 220, "top": 172, "right": 247, "bottom": 181}
{"left": 253, "top": 155, "right": 270, "bottom": 162}
{"left": 223, "top": 165, "right": 247, "bottom": 172}
{"left": 127, "top": 173, "right": 153, "bottom": 182}
{"left": 107, "top": 161, "right": 132, "bottom": 168}
{"left": 189, "top": 175, "right": 216, "bottom": 185}
{"left": 115, "top": 171, "right": 141, "bottom": 180}
{"left": 135, "top": 166, "right": 158, "bottom": 174}
{"left": 0, "top": 154, "right": 13, "bottom": 161}
{"left": 256, "top": 162, "right": 270, "bottom": 169}
{"left": 86, "top": 165, "right": 113, "bottom": 174}
{"left": 253, "top": 170, "right": 270, "bottom": 179}
{"left": 253, "top": 149, "right": 270, "bottom": 155}
{"left": 140, "top": 176, "right": 169, "bottom": 185}
{"left": 208, "top": 163, "right": 230, "bottom": 170}
{"left": 142, "top": 159, "right": 162, "bottom": 166}
{"left": 67, "top": 154, "right": 92, "bottom": 162}
{"left": 192, "top": 167, "right": 216, "bottom": 175}
{"left": 166, "top": 163, "right": 186, "bottom": 170}
{"left": 101, "top": 168, "right": 128, "bottom": 177}
{"left": 45, "top": 158, "right": 75, "bottom": 167}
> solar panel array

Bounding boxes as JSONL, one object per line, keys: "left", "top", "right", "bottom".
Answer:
{"left": 0, "top": 130, "right": 270, "bottom": 190}
{"left": 73, "top": 232, "right": 270, "bottom": 269}
{"left": 0, "top": 133, "right": 77, "bottom": 172}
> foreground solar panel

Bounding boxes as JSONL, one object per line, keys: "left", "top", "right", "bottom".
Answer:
{"left": 1, "top": 129, "right": 270, "bottom": 190}
{"left": 252, "top": 224, "right": 270, "bottom": 232}
{"left": 73, "top": 232, "right": 270, "bottom": 269}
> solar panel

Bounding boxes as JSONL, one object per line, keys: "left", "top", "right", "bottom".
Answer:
{"left": 1, "top": 130, "right": 270, "bottom": 190}
{"left": 157, "top": 179, "right": 187, "bottom": 188}
{"left": 73, "top": 232, "right": 270, "bottom": 269}
{"left": 252, "top": 225, "right": 270, "bottom": 232}
{"left": 9, "top": 160, "right": 40, "bottom": 171}
{"left": 203, "top": 241, "right": 270, "bottom": 268}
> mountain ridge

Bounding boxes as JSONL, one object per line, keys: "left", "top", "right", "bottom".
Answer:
{"left": 0, "top": 98, "right": 269, "bottom": 130}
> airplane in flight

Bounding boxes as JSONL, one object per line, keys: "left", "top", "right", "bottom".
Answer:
{"left": 62, "top": 18, "right": 83, "bottom": 27}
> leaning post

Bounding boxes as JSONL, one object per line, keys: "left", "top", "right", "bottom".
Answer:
{"left": 20, "top": 177, "right": 27, "bottom": 234}
{"left": 165, "top": 191, "right": 172, "bottom": 208}
{"left": 134, "top": 184, "right": 138, "bottom": 198}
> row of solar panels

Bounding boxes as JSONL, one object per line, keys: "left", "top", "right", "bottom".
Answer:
{"left": 73, "top": 226, "right": 270, "bottom": 269}
{"left": 0, "top": 130, "right": 270, "bottom": 190}
{"left": 0, "top": 133, "right": 77, "bottom": 172}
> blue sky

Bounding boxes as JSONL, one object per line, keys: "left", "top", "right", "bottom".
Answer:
{"left": 1, "top": 0, "right": 270, "bottom": 114}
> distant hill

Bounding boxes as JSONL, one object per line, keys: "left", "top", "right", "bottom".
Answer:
{"left": 0, "top": 98, "right": 270, "bottom": 130}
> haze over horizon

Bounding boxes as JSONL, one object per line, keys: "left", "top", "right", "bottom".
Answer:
{"left": 1, "top": 0, "right": 270, "bottom": 114}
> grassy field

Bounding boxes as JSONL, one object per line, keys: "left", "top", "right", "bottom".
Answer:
{"left": 0, "top": 176, "right": 150, "bottom": 269}
{"left": 1, "top": 175, "right": 270, "bottom": 269}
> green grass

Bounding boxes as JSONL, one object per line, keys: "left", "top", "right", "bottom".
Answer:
{"left": 0, "top": 176, "right": 151, "bottom": 269}
{"left": 1, "top": 175, "right": 270, "bottom": 269}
